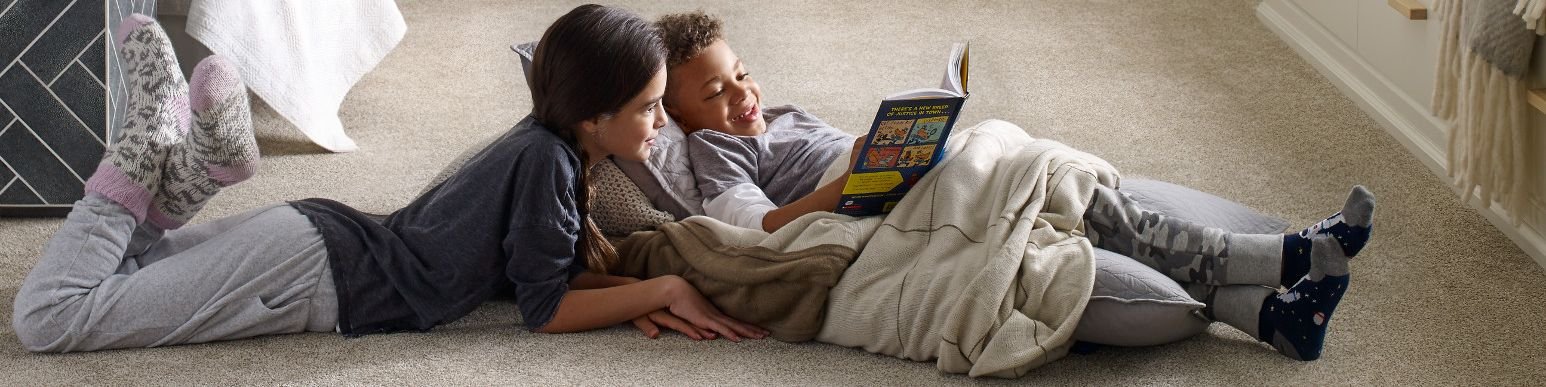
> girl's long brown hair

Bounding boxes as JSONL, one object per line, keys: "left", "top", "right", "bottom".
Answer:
{"left": 528, "top": 4, "right": 664, "bottom": 273}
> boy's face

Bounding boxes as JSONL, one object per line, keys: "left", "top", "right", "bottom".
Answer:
{"left": 664, "top": 39, "right": 766, "bottom": 137}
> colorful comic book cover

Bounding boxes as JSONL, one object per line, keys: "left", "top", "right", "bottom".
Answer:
{"left": 874, "top": 120, "right": 913, "bottom": 145}
{"left": 906, "top": 116, "right": 947, "bottom": 144}
{"left": 863, "top": 147, "right": 902, "bottom": 169}
{"left": 836, "top": 42, "right": 969, "bottom": 217}
{"left": 896, "top": 145, "right": 936, "bottom": 168}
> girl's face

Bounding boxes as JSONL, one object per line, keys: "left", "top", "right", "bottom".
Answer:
{"left": 664, "top": 39, "right": 765, "bottom": 137}
{"left": 581, "top": 67, "right": 668, "bottom": 164}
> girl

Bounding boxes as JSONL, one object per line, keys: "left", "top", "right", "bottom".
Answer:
{"left": 12, "top": 4, "right": 765, "bottom": 353}
{"left": 654, "top": 10, "right": 1372, "bottom": 361}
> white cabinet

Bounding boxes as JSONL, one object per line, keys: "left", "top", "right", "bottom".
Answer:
{"left": 1262, "top": 0, "right": 1546, "bottom": 270}
{"left": 1297, "top": 0, "right": 1358, "bottom": 46}
{"left": 1353, "top": 0, "right": 1441, "bottom": 108}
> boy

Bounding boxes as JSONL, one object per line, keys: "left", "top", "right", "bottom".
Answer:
{"left": 654, "top": 10, "right": 1375, "bottom": 362}
{"left": 656, "top": 11, "right": 862, "bottom": 232}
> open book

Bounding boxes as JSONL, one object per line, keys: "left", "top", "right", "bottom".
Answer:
{"left": 835, "top": 42, "right": 970, "bottom": 217}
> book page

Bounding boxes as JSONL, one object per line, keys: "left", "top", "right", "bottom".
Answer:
{"left": 886, "top": 43, "right": 969, "bottom": 101}
{"left": 941, "top": 42, "right": 968, "bottom": 96}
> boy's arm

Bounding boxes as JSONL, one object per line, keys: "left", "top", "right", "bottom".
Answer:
{"left": 702, "top": 184, "right": 780, "bottom": 230}
{"left": 689, "top": 131, "right": 782, "bottom": 230}
{"left": 759, "top": 175, "right": 848, "bottom": 232}
{"left": 759, "top": 136, "right": 866, "bottom": 233}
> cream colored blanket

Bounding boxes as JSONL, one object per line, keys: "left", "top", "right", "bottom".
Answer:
{"left": 815, "top": 119, "right": 1117, "bottom": 377}
{"left": 616, "top": 120, "right": 1118, "bottom": 377}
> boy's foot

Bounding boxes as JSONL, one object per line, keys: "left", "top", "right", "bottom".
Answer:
{"left": 84, "top": 14, "right": 188, "bottom": 221}
{"left": 148, "top": 56, "right": 258, "bottom": 229}
{"left": 1280, "top": 185, "right": 1374, "bottom": 288}
{"left": 1258, "top": 235, "right": 1351, "bottom": 361}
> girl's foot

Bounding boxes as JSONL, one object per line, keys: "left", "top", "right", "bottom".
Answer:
{"left": 149, "top": 56, "right": 257, "bottom": 229}
{"left": 84, "top": 14, "right": 188, "bottom": 221}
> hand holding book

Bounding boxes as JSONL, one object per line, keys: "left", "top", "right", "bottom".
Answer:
{"left": 835, "top": 42, "right": 970, "bottom": 216}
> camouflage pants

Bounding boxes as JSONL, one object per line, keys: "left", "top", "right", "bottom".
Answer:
{"left": 1083, "top": 185, "right": 1282, "bottom": 287}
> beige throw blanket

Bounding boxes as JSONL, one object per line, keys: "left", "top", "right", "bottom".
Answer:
{"left": 614, "top": 216, "right": 872, "bottom": 342}
{"left": 816, "top": 120, "right": 1115, "bottom": 378}
{"left": 616, "top": 120, "right": 1117, "bottom": 377}
{"left": 1433, "top": 0, "right": 1540, "bottom": 224}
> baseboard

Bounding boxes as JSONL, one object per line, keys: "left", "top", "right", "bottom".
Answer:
{"left": 0, "top": 204, "right": 72, "bottom": 217}
{"left": 1257, "top": 0, "right": 1546, "bottom": 272}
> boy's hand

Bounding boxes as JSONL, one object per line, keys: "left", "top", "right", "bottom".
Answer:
{"left": 847, "top": 136, "right": 867, "bottom": 173}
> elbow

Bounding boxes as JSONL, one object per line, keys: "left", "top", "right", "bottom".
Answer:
{"left": 531, "top": 323, "right": 558, "bottom": 334}
{"left": 759, "top": 208, "right": 783, "bottom": 233}
{"left": 530, "top": 315, "right": 569, "bottom": 334}
{"left": 528, "top": 310, "right": 567, "bottom": 334}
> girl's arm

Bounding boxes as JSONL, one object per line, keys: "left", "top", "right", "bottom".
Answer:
{"left": 568, "top": 272, "right": 639, "bottom": 290}
{"left": 535, "top": 275, "right": 768, "bottom": 341}
{"left": 566, "top": 272, "right": 724, "bottom": 340}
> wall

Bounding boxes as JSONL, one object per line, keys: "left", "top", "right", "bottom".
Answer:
{"left": 1258, "top": 0, "right": 1546, "bottom": 270}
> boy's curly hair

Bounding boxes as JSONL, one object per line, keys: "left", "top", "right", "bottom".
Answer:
{"left": 655, "top": 10, "right": 723, "bottom": 68}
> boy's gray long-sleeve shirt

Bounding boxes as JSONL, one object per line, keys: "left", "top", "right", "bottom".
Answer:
{"left": 687, "top": 105, "right": 856, "bottom": 222}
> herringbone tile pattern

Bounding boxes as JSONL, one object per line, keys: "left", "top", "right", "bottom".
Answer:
{"left": 0, "top": 0, "right": 153, "bottom": 214}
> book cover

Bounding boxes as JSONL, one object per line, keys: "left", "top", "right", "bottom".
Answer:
{"left": 835, "top": 43, "right": 969, "bottom": 217}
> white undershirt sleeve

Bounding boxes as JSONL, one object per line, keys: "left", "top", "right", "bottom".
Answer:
{"left": 702, "top": 182, "right": 778, "bottom": 231}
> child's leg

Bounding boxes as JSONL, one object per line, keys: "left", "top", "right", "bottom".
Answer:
{"left": 124, "top": 204, "right": 291, "bottom": 270}
{"left": 11, "top": 196, "right": 337, "bottom": 353}
{"left": 1186, "top": 235, "right": 1352, "bottom": 361}
{"left": 9, "top": 14, "right": 330, "bottom": 352}
{"left": 1083, "top": 185, "right": 1374, "bottom": 288}
{"left": 84, "top": 14, "right": 189, "bottom": 223}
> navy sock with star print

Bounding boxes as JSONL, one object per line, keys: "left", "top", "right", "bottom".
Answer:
{"left": 1258, "top": 230, "right": 1356, "bottom": 360}
{"left": 1280, "top": 186, "right": 1374, "bottom": 288}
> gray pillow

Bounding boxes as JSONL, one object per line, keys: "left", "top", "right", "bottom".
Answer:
{"left": 1075, "top": 248, "right": 1209, "bottom": 347}
{"left": 1118, "top": 178, "right": 1290, "bottom": 234}
{"left": 513, "top": 41, "right": 536, "bottom": 85}
{"left": 1074, "top": 178, "right": 1291, "bottom": 347}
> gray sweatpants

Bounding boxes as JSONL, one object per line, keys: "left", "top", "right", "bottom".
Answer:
{"left": 11, "top": 194, "right": 338, "bottom": 353}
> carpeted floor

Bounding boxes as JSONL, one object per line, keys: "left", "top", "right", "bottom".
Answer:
{"left": 3, "top": 0, "right": 1544, "bottom": 384}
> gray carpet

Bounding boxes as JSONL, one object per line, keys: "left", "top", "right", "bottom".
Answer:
{"left": 4, "top": 0, "right": 1544, "bottom": 384}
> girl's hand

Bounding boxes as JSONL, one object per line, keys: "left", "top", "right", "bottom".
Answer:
{"left": 631, "top": 309, "right": 715, "bottom": 340}
{"left": 661, "top": 276, "right": 770, "bottom": 342}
